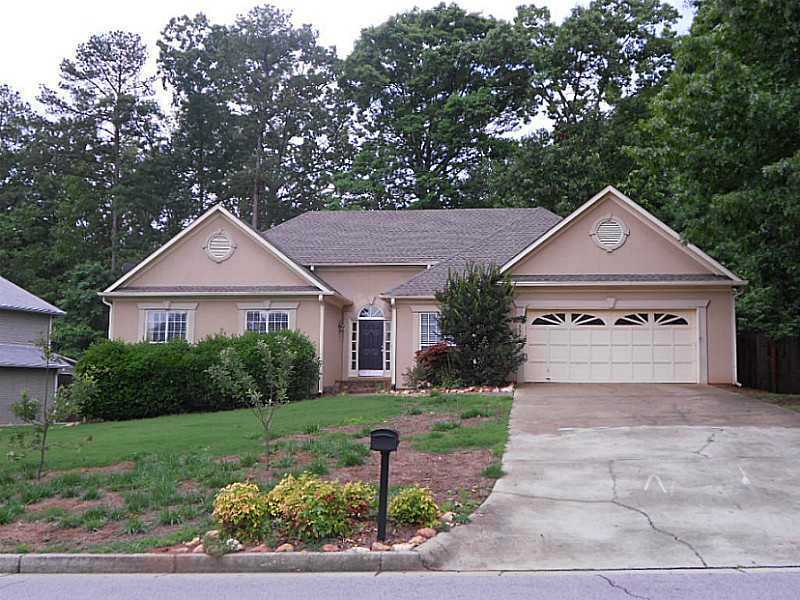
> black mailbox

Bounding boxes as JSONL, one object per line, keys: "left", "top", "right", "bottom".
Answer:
{"left": 370, "top": 428, "right": 399, "bottom": 452}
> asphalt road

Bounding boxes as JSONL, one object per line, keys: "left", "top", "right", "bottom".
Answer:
{"left": 2, "top": 569, "right": 800, "bottom": 600}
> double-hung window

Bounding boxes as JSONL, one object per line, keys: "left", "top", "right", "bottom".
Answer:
{"left": 246, "top": 310, "right": 290, "bottom": 334}
{"left": 419, "top": 312, "right": 442, "bottom": 349}
{"left": 145, "top": 310, "right": 188, "bottom": 343}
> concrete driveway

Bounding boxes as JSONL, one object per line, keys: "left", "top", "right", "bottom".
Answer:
{"left": 420, "top": 384, "right": 800, "bottom": 570}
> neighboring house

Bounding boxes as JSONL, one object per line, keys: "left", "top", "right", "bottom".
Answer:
{"left": 0, "top": 276, "right": 73, "bottom": 424}
{"left": 100, "top": 186, "right": 745, "bottom": 391}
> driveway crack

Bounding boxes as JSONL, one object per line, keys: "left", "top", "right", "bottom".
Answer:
{"left": 692, "top": 430, "right": 721, "bottom": 458}
{"left": 597, "top": 574, "right": 651, "bottom": 600}
{"left": 608, "top": 461, "right": 708, "bottom": 567}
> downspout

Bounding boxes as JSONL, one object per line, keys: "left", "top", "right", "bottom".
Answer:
{"left": 318, "top": 294, "right": 325, "bottom": 395}
{"left": 390, "top": 298, "right": 397, "bottom": 389}
{"left": 731, "top": 288, "right": 741, "bottom": 386}
{"left": 101, "top": 297, "right": 114, "bottom": 340}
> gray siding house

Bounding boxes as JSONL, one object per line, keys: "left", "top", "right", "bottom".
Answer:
{"left": 0, "top": 276, "right": 72, "bottom": 424}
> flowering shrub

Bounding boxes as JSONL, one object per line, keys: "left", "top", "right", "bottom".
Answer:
{"left": 212, "top": 482, "right": 270, "bottom": 542}
{"left": 389, "top": 486, "right": 439, "bottom": 526}
{"left": 266, "top": 474, "right": 372, "bottom": 540}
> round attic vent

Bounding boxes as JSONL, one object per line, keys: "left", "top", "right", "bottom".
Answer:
{"left": 590, "top": 216, "right": 629, "bottom": 252}
{"left": 204, "top": 230, "right": 236, "bottom": 263}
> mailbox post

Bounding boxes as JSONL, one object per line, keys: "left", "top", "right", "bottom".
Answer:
{"left": 370, "top": 428, "right": 399, "bottom": 542}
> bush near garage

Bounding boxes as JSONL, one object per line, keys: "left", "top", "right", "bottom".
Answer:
{"left": 76, "top": 331, "right": 320, "bottom": 421}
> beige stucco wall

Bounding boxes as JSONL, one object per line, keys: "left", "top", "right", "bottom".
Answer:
{"left": 110, "top": 295, "right": 322, "bottom": 349}
{"left": 393, "top": 300, "right": 441, "bottom": 387}
{"left": 511, "top": 193, "right": 710, "bottom": 276}
{"left": 513, "top": 287, "right": 736, "bottom": 384}
{"left": 322, "top": 301, "right": 343, "bottom": 390}
{"left": 124, "top": 212, "right": 308, "bottom": 288}
{"left": 314, "top": 266, "right": 424, "bottom": 381}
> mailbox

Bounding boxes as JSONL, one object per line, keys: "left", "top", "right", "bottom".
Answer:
{"left": 370, "top": 428, "right": 400, "bottom": 453}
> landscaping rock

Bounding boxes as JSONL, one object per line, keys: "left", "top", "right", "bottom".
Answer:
{"left": 250, "top": 544, "right": 271, "bottom": 553}
{"left": 275, "top": 543, "right": 295, "bottom": 553}
{"left": 417, "top": 527, "right": 437, "bottom": 539}
{"left": 322, "top": 544, "right": 339, "bottom": 553}
{"left": 192, "top": 545, "right": 205, "bottom": 554}
{"left": 408, "top": 536, "right": 426, "bottom": 546}
{"left": 392, "top": 543, "right": 415, "bottom": 552}
{"left": 226, "top": 539, "right": 244, "bottom": 553}
{"left": 173, "top": 547, "right": 189, "bottom": 554}
{"left": 371, "top": 542, "right": 391, "bottom": 552}
{"left": 185, "top": 537, "right": 201, "bottom": 548}
{"left": 440, "top": 512, "right": 455, "bottom": 524}
{"left": 350, "top": 546, "right": 371, "bottom": 553}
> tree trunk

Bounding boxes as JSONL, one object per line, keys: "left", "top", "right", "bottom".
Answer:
{"left": 111, "top": 120, "right": 121, "bottom": 272}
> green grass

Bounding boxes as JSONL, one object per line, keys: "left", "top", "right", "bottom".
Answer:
{"left": 481, "top": 463, "right": 505, "bottom": 479}
{"left": 413, "top": 420, "right": 510, "bottom": 455}
{"left": 432, "top": 420, "right": 461, "bottom": 432}
{"left": 0, "top": 394, "right": 407, "bottom": 473}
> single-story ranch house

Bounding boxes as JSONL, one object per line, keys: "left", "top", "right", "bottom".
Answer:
{"left": 100, "top": 186, "right": 744, "bottom": 391}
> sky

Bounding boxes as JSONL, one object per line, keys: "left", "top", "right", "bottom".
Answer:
{"left": 1, "top": 0, "right": 694, "bottom": 110}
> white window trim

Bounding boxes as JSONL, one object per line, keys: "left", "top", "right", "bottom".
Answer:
{"left": 137, "top": 302, "right": 197, "bottom": 343}
{"left": 244, "top": 309, "right": 293, "bottom": 334}
{"left": 418, "top": 311, "right": 442, "bottom": 351}
{"left": 237, "top": 301, "right": 299, "bottom": 334}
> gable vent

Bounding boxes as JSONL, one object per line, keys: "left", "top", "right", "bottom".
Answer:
{"left": 591, "top": 217, "right": 629, "bottom": 252}
{"left": 204, "top": 231, "right": 236, "bottom": 263}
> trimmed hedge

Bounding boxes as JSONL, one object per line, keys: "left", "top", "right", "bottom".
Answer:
{"left": 77, "top": 331, "right": 320, "bottom": 421}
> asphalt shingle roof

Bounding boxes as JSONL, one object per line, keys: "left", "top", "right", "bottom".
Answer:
{"left": 262, "top": 208, "right": 562, "bottom": 266}
{"left": 0, "top": 344, "right": 73, "bottom": 369}
{"left": 0, "top": 275, "right": 64, "bottom": 316}
{"left": 511, "top": 274, "right": 733, "bottom": 283}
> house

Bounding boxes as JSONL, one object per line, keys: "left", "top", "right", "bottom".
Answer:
{"left": 100, "top": 186, "right": 744, "bottom": 391}
{"left": 0, "top": 276, "right": 73, "bottom": 424}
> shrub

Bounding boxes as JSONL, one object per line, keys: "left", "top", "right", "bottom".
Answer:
{"left": 212, "top": 482, "right": 270, "bottom": 542}
{"left": 389, "top": 486, "right": 439, "bottom": 526}
{"left": 435, "top": 263, "right": 525, "bottom": 386}
{"left": 265, "top": 474, "right": 370, "bottom": 540}
{"left": 411, "top": 342, "right": 459, "bottom": 387}
{"left": 77, "top": 331, "right": 320, "bottom": 421}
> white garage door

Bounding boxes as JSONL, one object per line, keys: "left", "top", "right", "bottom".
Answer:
{"left": 525, "top": 310, "right": 697, "bottom": 383}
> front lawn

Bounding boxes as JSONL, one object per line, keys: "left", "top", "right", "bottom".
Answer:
{"left": 0, "top": 392, "right": 511, "bottom": 554}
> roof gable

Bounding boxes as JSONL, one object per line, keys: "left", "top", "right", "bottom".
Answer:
{"left": 0, "top": 276, "right": 64, "bottom": 316}
{"left": 103, "top": 205, "right": 333, "bottom": 296}
{"left": 502, "top": 186, "right": 743, "bottom": 283}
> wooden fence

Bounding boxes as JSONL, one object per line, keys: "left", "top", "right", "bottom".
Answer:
{"left": 737, "top": 333, "right": 800, "bottom": 394}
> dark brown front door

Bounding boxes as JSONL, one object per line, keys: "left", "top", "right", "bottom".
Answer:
{"left": 358, "top": 320, "right": 384, "bottom": 373}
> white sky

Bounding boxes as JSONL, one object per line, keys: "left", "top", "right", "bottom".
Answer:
{"left": 1, "top": 0, "right": 694, "bottom": 110}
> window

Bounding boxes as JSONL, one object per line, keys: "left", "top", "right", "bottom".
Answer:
{"left": 531, "top": 313, "right": 567, "bottom": 326}
{"left": 571, "top": 313, "right": 605, "bottom": 326}
{"left": 419, "top": 312, "right": 441, "bottom": 349}
{"left": 246, "top": 310, "right": 289, "bottom": 333}
{"left": 384, "top": 327, "right": 392, "bottom": 371}
{"left": 359, "top": 305, "right": 384, "bottom": 319}
{"left": 614, "top": 313, "right": 649, "bottom": 326}
{"left": 654, "top": 313, "right": 689, "bottom": 326}
{"left": 350, "top": 321, "right": 358, "bottom": 371}
{"left": 146, "top": 310, "right": 187, "bottom": 343}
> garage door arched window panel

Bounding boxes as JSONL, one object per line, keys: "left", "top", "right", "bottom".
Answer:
{"left": 531, "top": 313, "right": 567, "bottom": 326}
{"left": 614, "top": 313, "right": 649, "bottom": 326}
{"left": 654, "top": 313, "right": 689, "bottom": 326}
{"left": 571, "top": 313, "right": 606, "bottom": 326}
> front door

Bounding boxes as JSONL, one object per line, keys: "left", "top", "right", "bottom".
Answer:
{"left": 358, "top": 320, "right": 384, "bottom": 376}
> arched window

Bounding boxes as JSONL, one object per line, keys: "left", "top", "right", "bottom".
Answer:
{"left": 358, "top": 305, "right": 384, "bottom": 319}
{"left": 654, "top": 313, "right": 689, "bottom": 326}
{"left": 614, "top": 313, "right": 649, "bottom": 326}
{"left": 531, "top": 313, "right": 567, "bottom": 326}
{"left": 571, "top": 313, "right": 605, "bottom": 326}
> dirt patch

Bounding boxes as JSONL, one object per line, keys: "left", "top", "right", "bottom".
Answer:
{"left": 0, "top": 520, "right": 121, "bottom": 552}
{"left": 25, "top": 492, "right": 125, "bottom": 513}
{"left": 42, "top": 461, "right": 135, "bottom": 483}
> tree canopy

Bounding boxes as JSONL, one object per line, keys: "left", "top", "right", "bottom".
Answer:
{"left": 1, "top": 0, "right": 799, "bottom": 356}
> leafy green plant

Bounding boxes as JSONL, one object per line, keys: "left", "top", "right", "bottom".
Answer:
{"left": 122, "top": 516, "right": 148, "bottom": 535}
{"left": 435, "top": 263, "right": 525, "bottom": 386}
{"left": 460, "top": 407, "right": 492, "bottom": 419}
{"left": 207, "top": 339, "right": 294, "bottom": 461}
{"left": 481, "top": 463, "right": 505, "bottom": 479}
{"left": 265, "top": 474, "right": 367, "bottom": 540}
{"left": 212, "top": 482, "right": 270, "bottom": 542}
{"left": 432, "top": 420, "right": 460, "bottom": 432}
{"left": 389, "top": 486, "right": 439, "bottom": 526}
